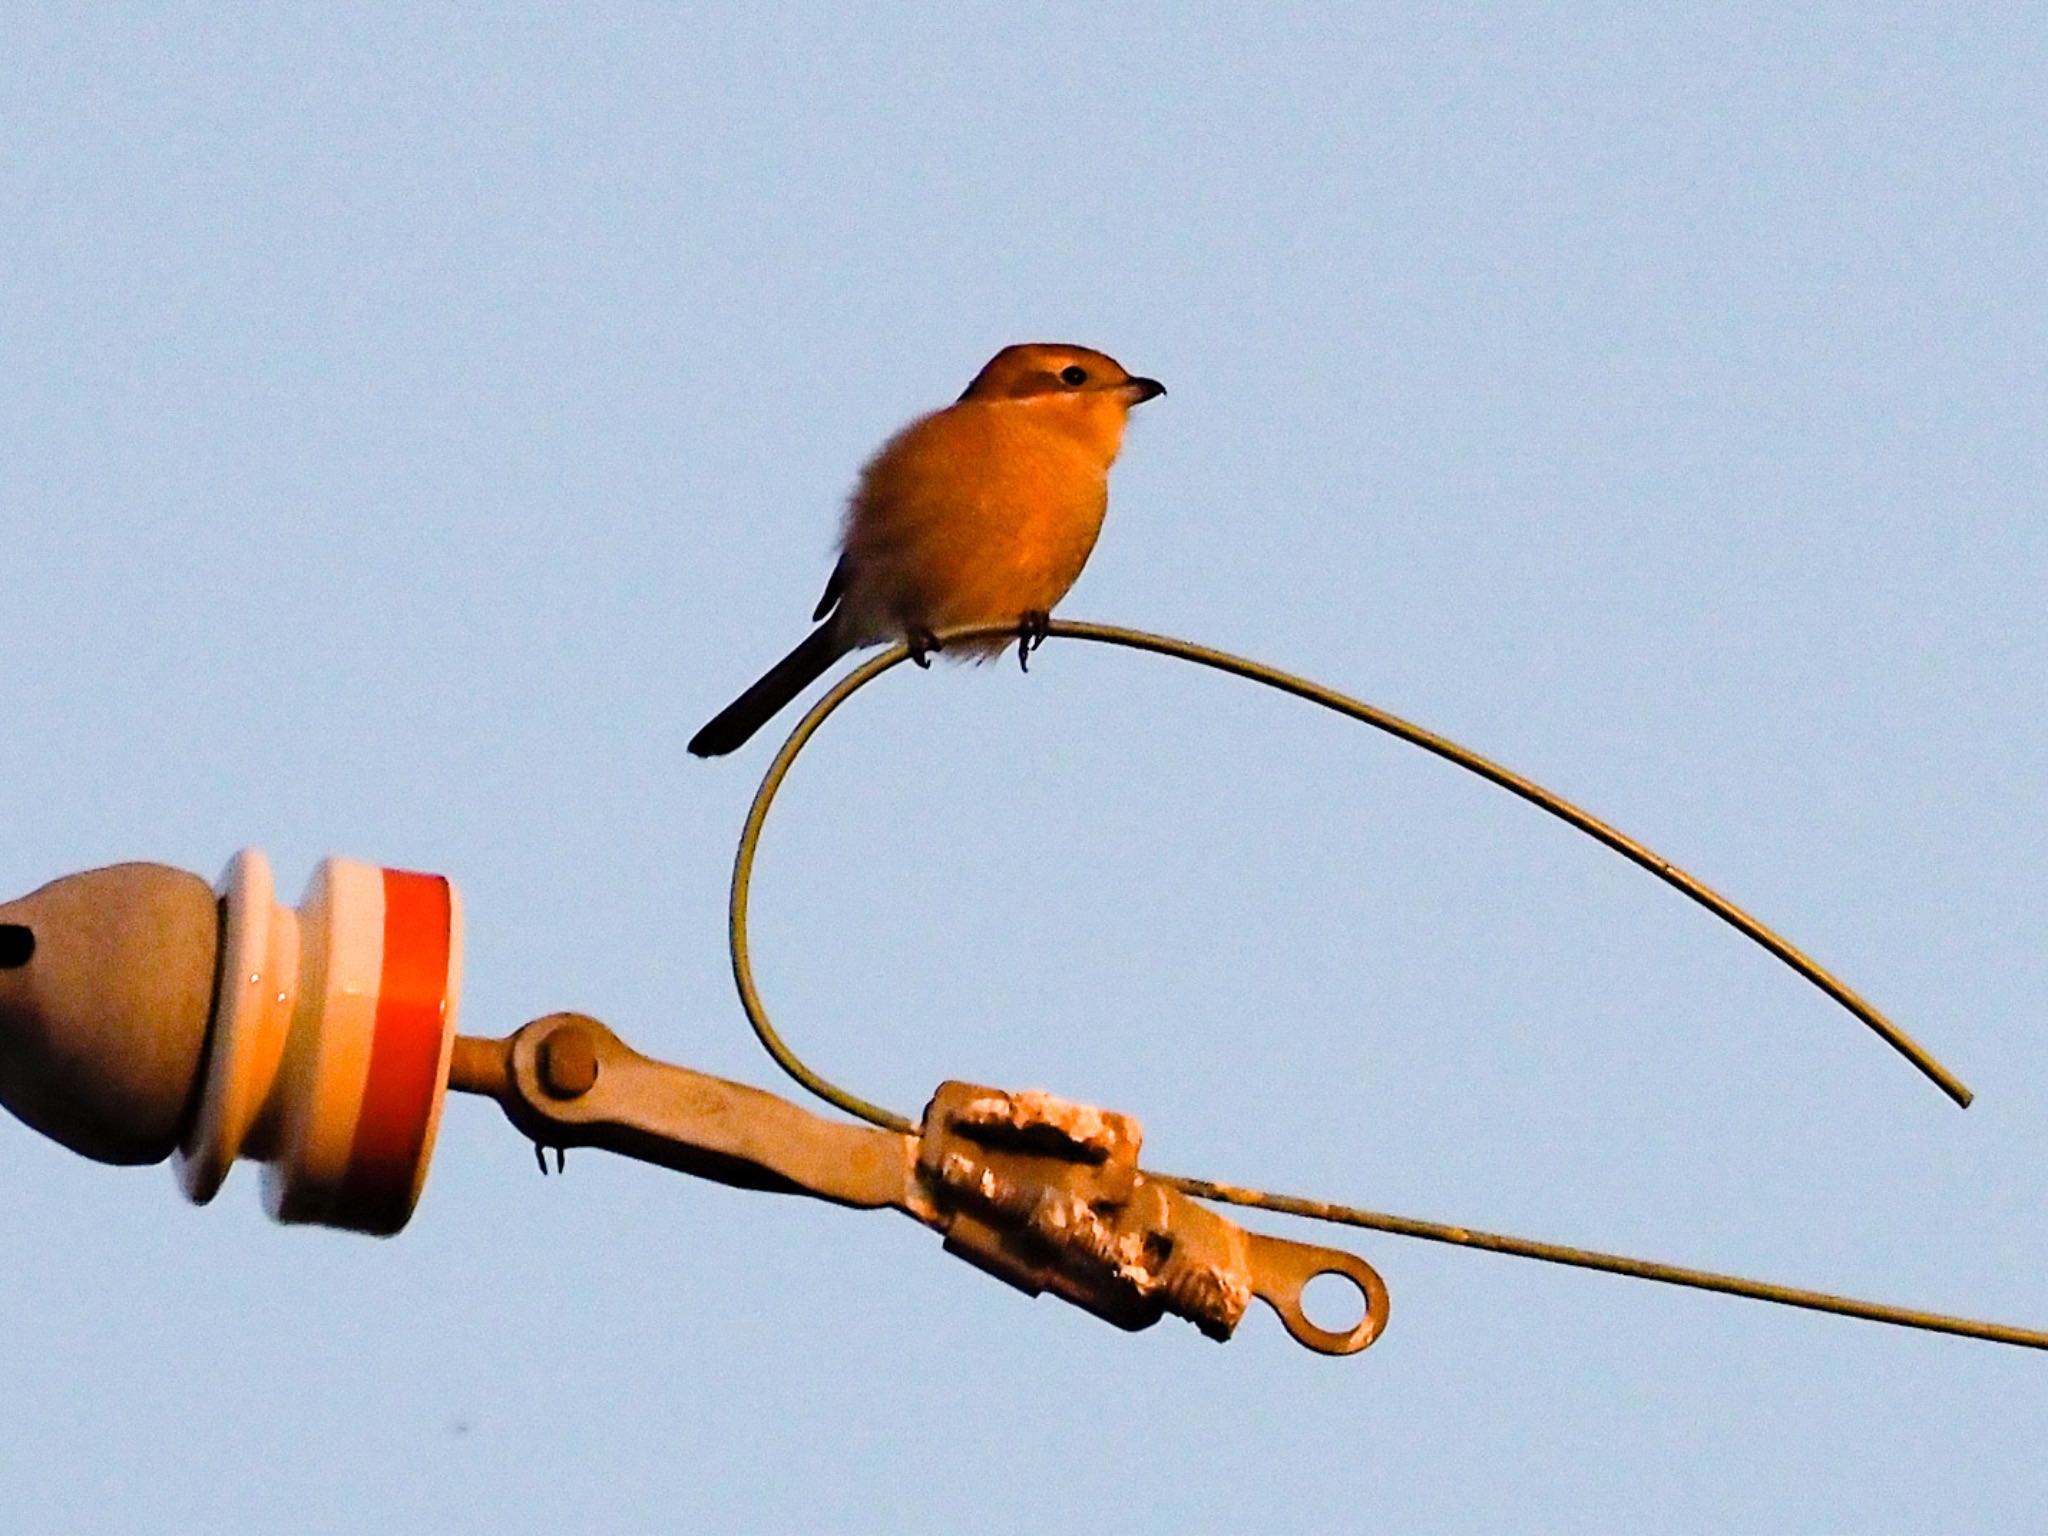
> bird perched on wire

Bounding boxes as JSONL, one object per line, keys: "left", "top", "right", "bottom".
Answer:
{"left": 687, "top": 343, "right": 1165, "bottom": 758}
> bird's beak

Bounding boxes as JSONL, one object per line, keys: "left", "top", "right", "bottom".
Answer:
{"left": 1122, "top": 376, "right": 1166, "bottom": 405}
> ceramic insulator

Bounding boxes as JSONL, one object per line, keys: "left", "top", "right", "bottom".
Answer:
{"left": 175, "top": 850, "right": 463, "bottom": 1236}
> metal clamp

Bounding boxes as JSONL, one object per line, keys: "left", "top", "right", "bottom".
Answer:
{"left": 914, "top": 1081, "right": 1387, "bottom": 1353}
{"left": 449, "top": 1014, "right": 1389, "bottom": 1356}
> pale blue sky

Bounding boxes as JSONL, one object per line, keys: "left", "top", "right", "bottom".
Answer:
{"left": 4, "top": 6, "right": 2045, "bottom": 1532}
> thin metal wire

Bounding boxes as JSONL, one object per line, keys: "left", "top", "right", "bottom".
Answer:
{"left": 1158, "top": 1175, "right": 2048, "bottom": 1351}
{"left": 730, "top": 644, "right": 919, "bottom": 1135}
{"left": 722, "top": 618, "right": 2044, "bottom": 1349}
{"left": 732, "top": 618, "right": 1968, "bottom": 1110}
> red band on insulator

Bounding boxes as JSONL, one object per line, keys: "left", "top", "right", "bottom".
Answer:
{"left": 339, "top": 869, "right": 452, "bottom": 1232}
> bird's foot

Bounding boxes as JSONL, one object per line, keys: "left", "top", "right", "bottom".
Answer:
{"left": 907, "top": 626, "right": 941, "bottom": 669}
{"left": 1016, "top": 610, "right": 1050, "bottom": 673}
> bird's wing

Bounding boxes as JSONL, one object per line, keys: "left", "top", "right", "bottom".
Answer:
{"left": 812, "top": 556, "right": 847, "bottom": 622}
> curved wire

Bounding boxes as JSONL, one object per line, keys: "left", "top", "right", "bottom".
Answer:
{"left": 730, "top": 618, "right": 1969, "bottom": 1123}
{"left": 722, "top": 620, "right": 2046, "bottom": 1351}
{"left": 730, "top": 642, "right": 921, "bottom": 1135}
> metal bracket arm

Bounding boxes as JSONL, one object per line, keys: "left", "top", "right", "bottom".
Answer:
{"left": 448, "top": 1013, "right": 908, "bottom": 1207}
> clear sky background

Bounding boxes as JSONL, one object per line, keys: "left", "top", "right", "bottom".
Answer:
{"left": 4, "top": 7, "right": 2044, "bottom": 1532}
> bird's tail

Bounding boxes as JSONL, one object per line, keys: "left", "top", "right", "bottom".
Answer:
{"left": 688, "top": 621, "right": 850, "bottom": 757}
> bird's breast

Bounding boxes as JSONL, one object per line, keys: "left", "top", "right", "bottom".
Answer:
{"left": 838, "top": 403, "right": 1115, "bottom": 641}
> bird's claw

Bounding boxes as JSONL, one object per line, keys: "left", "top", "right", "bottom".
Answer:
{"left": 908, "top": 627, "right": 940, "bottom": 669}
{"left": 1017, "top": 611, "right": 1050, "bottom": 673}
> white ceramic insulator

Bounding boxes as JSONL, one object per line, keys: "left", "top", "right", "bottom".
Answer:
{"left": 174, "top": 850, "right": 463, "bottom": 1236}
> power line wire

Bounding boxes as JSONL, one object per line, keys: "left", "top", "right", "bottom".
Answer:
{"left": 725, "top": 619, "right": 2039, "bottom": 1350}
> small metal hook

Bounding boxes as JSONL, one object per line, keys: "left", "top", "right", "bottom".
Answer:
{"left": 1243, "top": 1231, "right": 1391, "bottom": 1355}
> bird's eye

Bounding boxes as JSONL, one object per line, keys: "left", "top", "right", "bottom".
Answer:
{"left": 1059, "top": 365, "right": 1089, "bottom": 386}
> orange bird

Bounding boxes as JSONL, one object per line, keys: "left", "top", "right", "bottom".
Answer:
{"left": 688, "top": 343, "right": 1165, "bottom": 757}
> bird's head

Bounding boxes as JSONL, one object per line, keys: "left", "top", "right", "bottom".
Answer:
{"left": 959, "top": 343, "right": 1165, "bottom": 407}
{"left": 957, "top": 343, "right": 1165, "bottom": 461}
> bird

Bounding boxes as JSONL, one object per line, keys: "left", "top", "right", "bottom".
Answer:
{"left": 687, "top": 342, "right": 1165, "bottom": 757}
